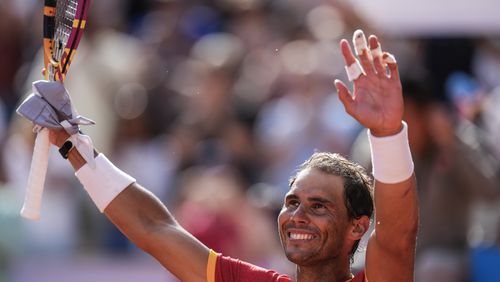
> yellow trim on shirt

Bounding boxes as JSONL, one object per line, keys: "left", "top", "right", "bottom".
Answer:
{"left": 207, "top": 249, "right": 218, "bottom": 282}
{"left": 346, "top": 272, "right": 368, "bottom": 282}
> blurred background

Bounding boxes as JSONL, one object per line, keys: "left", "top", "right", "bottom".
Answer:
{"left": 1, "top": 0, "right": 500, "bottom": 281}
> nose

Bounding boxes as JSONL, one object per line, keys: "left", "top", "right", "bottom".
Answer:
{"left": 290, "top": 204, "right": 309, "bottom": 224}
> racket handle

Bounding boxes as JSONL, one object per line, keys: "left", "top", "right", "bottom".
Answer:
{"left": 20, "top": 128, "right": 51, "bottom": 220}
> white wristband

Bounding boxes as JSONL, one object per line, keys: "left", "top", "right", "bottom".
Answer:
{"left": 76, "top": 153, "right": 136, "bottom": 212}
{"left": 368, "top": 122, "right": 414, "bottom": 184}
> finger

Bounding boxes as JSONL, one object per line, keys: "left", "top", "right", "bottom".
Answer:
{"left": 334, "top": 79, "right": 356, "bottom": 116}
{"left": 369, "top": 36, "right": 386, "bottom": 78}
{"left": 353, "top": 30, "right": 372, "bottom": 61}
{"left": 358, "top": 48, "right": 376, "bottom": 77}
{"left": 341, "top": 39, "right": 365, "bottom": 81}
{"left": 340, "top": 39, "right": 357, "bottom": 66}
{"left": 383, "top": 52, "right": 397, "bottom": 64}
{"left": 354, "top": 31, "right": 375, "bottom": 76}
{"left": 384, "top": 52, "right": 400, "bottom": 82}
{"left": 369, "top": 35, "right": 383, "bottom": 61}
{"left": 345, "top": 60, "right": 364, "bottom": 82}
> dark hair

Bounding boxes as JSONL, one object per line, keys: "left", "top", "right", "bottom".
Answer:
{"left": 289, "top": 152, "right": 374, "bottom": 261}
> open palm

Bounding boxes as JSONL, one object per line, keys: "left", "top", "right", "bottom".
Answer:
{"left": 335, "top": 36, "right": 404, "bottom": 137}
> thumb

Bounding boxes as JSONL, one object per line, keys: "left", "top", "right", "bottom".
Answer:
{"left": 334, "top": 79, "right": 355, "bottom": 116}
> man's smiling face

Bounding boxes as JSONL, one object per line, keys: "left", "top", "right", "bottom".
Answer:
{"left": 278, "top": 168, "right": 351, "bottom": 266}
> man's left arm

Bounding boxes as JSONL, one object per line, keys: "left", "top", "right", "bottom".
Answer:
{"left": 366, "top": 175, "right": 418, "bottom": 281}
{"left": 335, "top": 31, "right": 418, "bottom": 281}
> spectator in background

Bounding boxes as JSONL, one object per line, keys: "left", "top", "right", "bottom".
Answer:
{"left": 173, "top": 166, "right": 287, "bottom": 272}
{"left": 6, "top": 0, "right": 500, "bottom": 281}
{"left": 0, "top": 2, "right": 25, "bottom": 117}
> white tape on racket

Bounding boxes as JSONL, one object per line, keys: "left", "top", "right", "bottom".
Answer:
{"left": 20, "top": 127, "right": 51, "bottom": 220}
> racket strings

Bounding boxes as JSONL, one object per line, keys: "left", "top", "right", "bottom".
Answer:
{"left": 52, "top": 0, "right": 78, "bottom": 62}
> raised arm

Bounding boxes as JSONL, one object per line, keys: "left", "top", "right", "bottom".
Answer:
{"left": 49, "top": 130, "right": 210, "bottom": 282}
{"left": 335, "top": 33, "right": 418, "bottom": 281}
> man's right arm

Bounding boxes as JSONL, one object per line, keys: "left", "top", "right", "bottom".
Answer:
{"left": 61, "top": 133, "right": 211, "bottom": 282}
{"left": 105, "top": 183, "right": 210, "bottom": 281}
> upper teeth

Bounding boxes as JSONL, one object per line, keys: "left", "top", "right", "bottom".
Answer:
{"left": 290, "top": 233, "right": 313, "bottom": 240}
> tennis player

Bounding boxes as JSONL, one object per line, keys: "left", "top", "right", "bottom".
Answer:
{"left": 48, "top": 32, "right": 418, "bottom": 282}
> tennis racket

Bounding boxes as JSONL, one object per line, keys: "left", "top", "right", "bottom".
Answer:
{"left": 21, "top": 0, "right": 90, "bottom": 220}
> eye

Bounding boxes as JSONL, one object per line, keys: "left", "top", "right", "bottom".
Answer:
{"left": 312, "top": 203, "right": 325, "bottom": 210}
{"left": 311, "top": 202, "right": 328, "bottom": 215}
{"left": 285, "top": 199, "right": 300, "bottom": 209}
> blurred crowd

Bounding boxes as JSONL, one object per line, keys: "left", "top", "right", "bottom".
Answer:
{"left": 1, "top": 0, "right": 500, "bottom": 282}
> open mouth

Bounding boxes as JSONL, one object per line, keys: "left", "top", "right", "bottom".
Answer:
{"left": 288, "top": 232, "right": 315, "bottom": 240}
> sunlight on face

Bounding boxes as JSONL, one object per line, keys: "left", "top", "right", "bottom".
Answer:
{"left": 278, "top": 168, "right": 351, "bottom": 265}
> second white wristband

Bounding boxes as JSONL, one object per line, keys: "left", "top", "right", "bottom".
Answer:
{"left": 368, "top": 122, "right": 414, "bottom": 184}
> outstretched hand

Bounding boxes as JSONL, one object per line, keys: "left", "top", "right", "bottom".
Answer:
{"left": 335, "top": 35, "right": 404, "bottom": 137}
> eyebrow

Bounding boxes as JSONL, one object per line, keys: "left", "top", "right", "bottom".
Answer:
{"left": 307, "top": 197, "right": 334, "bottom": 205}
{"left": 284, "top": 194, "right": 334, "bottom": 205}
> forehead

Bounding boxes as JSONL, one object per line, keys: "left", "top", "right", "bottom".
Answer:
{"left": 288, "top": 168, "right": 345, "bottom": 201}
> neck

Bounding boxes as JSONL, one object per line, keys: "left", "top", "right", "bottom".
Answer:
{"left": 295, "top": 259, "right": 352, "bottom": 282}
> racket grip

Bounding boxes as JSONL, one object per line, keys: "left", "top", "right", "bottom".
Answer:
{"left": 20, "top": 128, "right": 51, "bottom": 220}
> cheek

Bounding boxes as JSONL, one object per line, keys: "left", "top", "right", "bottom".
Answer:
{"left": 319, "top": 216, "right": 343, "bottom": 239}
{"left": 277, "top": 218, "right": 288, "bottom": 243}
{"left": 277, "top": 209, "right": 287, "bottom": 230}
{"left": 329, "top": 219, "right": 350, "bottom": 244}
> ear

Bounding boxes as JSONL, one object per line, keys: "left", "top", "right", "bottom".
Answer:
{"left": 348, "top": 215, "right": 370, "bottom": 241}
